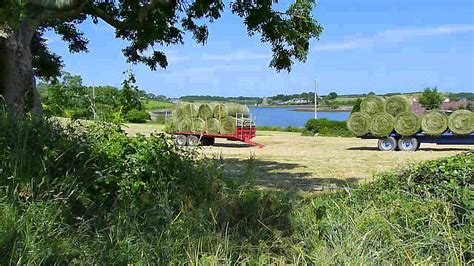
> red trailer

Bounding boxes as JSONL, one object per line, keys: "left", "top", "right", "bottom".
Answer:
{"left": 172, "top": 115, "right": 263, "bottom": 148}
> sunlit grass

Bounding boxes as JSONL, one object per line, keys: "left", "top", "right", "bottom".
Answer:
{"left": 143, "top": 100, "right": 174, "bottom": 110}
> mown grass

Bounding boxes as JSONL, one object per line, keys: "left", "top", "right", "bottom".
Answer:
{"left": 0, "top": 110, "right": 472, "bottom": 264}
{"left": 143, "top": 100, "right": 174, "bottom": 110}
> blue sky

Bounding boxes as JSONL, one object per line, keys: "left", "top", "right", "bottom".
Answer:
{"left": 45, "top": 0, "right": 474, "bottom": 97}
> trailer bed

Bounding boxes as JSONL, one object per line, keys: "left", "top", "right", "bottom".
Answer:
{"left": 360, "top": 132, "right": 474, "bottom": 151}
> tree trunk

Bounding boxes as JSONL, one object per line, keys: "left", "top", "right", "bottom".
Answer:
{"left": 0, "top": 22, "right": 42, "bottom": 114}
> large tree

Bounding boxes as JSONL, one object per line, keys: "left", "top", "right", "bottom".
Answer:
{"left": 0, "top": 0, "right": 322, "bottom": 113}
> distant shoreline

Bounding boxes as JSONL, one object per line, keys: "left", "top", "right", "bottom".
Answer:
{"left": 252, "top": 105, "right": 351, "bottom": 113}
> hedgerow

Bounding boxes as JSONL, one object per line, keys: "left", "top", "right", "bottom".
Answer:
{"left": 0, "top": 111, "right": 472, "bottom": 264}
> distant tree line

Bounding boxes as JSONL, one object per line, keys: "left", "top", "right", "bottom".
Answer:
{"left": 179, "top": 95, "right": 260, "bottom": 105}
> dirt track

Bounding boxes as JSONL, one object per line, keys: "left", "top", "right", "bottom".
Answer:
{"left": 125, "top": 124, "right": 472, "bottom": 191}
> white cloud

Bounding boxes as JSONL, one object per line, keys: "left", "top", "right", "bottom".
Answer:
{"left": 202, "top": 50, "right": 270, "bottom": 61}
{"left": 314, "top": 24, "right": 474, "bottom": 52}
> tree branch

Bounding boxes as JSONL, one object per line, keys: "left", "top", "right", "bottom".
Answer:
{"left": 27, "top": 0, "right": 86, "bottom": 11}
{"left": 87, "top": 6, "right": 128, "bottom": 30}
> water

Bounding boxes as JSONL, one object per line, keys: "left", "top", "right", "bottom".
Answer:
{"left": 249, "top": 107, "right": 350, "bottom": 127}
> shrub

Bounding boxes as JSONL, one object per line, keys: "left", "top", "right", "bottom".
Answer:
{"left": 125, "top": 109, "right": 151, "bottom": 123}
{"left": 305, "top": 118, "right": 353, "bottom": 137}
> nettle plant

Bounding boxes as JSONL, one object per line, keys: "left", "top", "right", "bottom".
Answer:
{"left": 0, "top": 0, "right": 322, "bottom": 113}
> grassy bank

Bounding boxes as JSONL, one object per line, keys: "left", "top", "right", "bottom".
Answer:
{"left": 0, "top": 112, "right": 472, "bottom": 264}
{"left": 144, "top": 100, "right": 174, "bottom": 110}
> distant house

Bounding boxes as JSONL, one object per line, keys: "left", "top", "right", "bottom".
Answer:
{"left": 285, "top": 98, "right": 311, "bottom": 104}
{"left": 411, "top": 98, "right": 468, "bottom": 115}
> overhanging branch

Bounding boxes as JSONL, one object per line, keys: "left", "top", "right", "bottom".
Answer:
{"left": 87, "top": 6, "right": 128, "bottom": 30}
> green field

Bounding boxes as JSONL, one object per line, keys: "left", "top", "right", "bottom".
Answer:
{"left": 143, "top": 100, "right": 174, "bottom": 110}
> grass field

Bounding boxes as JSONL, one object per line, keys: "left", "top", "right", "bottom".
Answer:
{"left": 143, "top": 100, "right": 174, "bottom": 110}
{"left": 123, "top": 125, "right": 472, "bottom": 191}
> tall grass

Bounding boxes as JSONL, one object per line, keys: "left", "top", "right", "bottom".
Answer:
{"left": 0, "top": 110, "right": 472, "bottom": 264}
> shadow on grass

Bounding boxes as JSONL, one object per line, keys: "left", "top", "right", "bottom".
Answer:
{"left": 347, "top": 146, "right": 472, "bottom": 152}
{"left": 211, "top": 142, "right": 253, "bottom": 148}
{"left": 219, "top": 157, "right": 359, "bottom": 192}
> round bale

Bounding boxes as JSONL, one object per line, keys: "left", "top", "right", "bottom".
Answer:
{"left": 421, "top": 110, "right": 448, "bottom": 135}
{"left": 346, "top": 112, "right": 371, "bottom": 136}
{"left": 448, "top": 109, "right": 474, "bottom": 135}
{"left": 370, "top": 112, "right": 395, "bottom": 137}
{"left": 361, "top": 96, "right": 386, "bottom": 116}
{"left": 385, "top": 95, "right": 411, "bottom": 117}
{"left": 394, "top": 111, "right": 421, "bottom": 136}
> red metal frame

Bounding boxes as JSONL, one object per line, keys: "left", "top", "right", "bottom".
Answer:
{"left": 174, "top": 127, "right": 264, "bottom": 148}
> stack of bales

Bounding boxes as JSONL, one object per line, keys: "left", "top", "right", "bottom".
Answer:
{"left": 165, "top": 102, "right": 251, "bottom": 134}
{"left": 347, "top": 95, "right": 474, "bottom": 137}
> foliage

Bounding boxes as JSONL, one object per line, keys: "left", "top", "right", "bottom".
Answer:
{"left": 2, "top": 0, "right": 322, "bottom": 85}
{"left": 467, "top": 102, "right": 474, "bottom": 112}
{"left": 419, "top": 87, "right": 443, "bottom": 110}
{"left": 119, "top": 70, "right": 144, "bottom": 114}
{"left": 351, "top": 98, "right": 362, "bottom": 113}
{"left": 0, "top": 111, "right": 472, "bottom": 264}
{"left": 125, "top": 109, "right": 151, "bottom": 123}
{"left": 179, "top": 95, "right": 260, "bottom": 105}
{"left": 324, "top": 92, "right": 338, "bottom": 100}
{"left": 39, "top": 72, "right": 89, "bottom": 116}
{"left": 305, "top": 118, "right": 353, "bottom": 137}
{"left": 38, "top": 71, "right": 154, "bottom": 121}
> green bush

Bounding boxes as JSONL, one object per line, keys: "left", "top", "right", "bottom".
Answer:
{"left": 125, "top": 109, "right": 151, "bottom": 123}
{"left": 305, "top": 118, "right": 353, "bottom": 137}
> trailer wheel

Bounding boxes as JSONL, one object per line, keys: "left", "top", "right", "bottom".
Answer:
{"left": 378, "top": 137, "right": 397, "bottom": 151}
{"left": 200, "top": 137, "right": 215, "bottom": 146}
{"left": 187, "top": 135, "right": 200, "bottom": 146}
{"left": 175, "top": 135, "right": 187, "bottom": 146}
{"left": 398, "top": 137, "right": 419, "bottom": 151}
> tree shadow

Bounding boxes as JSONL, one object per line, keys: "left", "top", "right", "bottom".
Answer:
{"left": 418, "top": 147, "right": 472, "bottom": 151}
{"left": 347, "top": 146, "right": 473, "bottom": 152}
{"left": 347, "top": 147, "right": 379, "bottom": 151}
{"left": 217, "top": 157, "right": 360, "bottom": 192}
{"left": 211, "top": 142, "right": 253, "bottom": 148}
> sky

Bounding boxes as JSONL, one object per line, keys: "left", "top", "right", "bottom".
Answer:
{"left": 44, "top": 0, "right": 474, "bottom": 97}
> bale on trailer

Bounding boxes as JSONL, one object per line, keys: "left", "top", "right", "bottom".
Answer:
{"left": 178, "top": 118, "right": 192, "bottom": 132}
{"left": 198, "top": 103, "right": 214, "bottom": 119}
{"left": 361, "top": 95, "right": 385, "bottom": 116}
{"left": 227, "top": 103, "right": 250, "bottom": 117}
{"left": 448, "top": 110, "right": 474, "bottom": 135}
{"left": 385, "top": 95, "right": 410, "bottom": 117}
{"left": 184, "top": 103, "right": 199, "bottom": 118}
{"left": 421, "top": 110, "right": 448, "bottom": 135}
{"left": 176, "top": 102, "right": 189, "bottom": 118}
{"left": 192, "top": 118, "right": 206, "bottom": 133}
{"left": 165, "top": 116, "right": 178, "bottom": 133}
{"left": 221, "top": 116, "right": 236, "bottom": 134}
{"left": 394, "top": 111, "right": 421, "bottom": 136}
{"left": 213, "top": 103, "right": 228, "bottom": 120}
{"left": 206, "top": 118, "right": 221, "bottom": 134}
{"left": 370, "top": 112, "right": 395, "bottom": 137}
{"left": 347, "top": 112, "right": 371, "bottom": 136}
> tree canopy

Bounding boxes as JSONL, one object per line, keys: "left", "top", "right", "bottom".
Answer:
{"left": 1, "top": 0, "right": 322, "bottom": 81}
{"left": 418, "top": 87, "right": 443, "bottom": 110}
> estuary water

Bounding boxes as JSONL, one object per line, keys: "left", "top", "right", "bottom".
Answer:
{"left": 249, "top": 107, "right": 350, "bottom": 127}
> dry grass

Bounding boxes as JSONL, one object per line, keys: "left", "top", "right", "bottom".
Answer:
{"left": 124, "top": 125, "right": 473, "bottom": 191}
{"left": 122, "top": 123, "right": 165, "bottom": 136}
